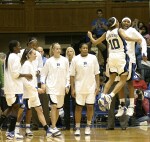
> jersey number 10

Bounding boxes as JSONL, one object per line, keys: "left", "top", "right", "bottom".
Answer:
{"left": 109, "top": 39, "right": 120, "bottom": 49}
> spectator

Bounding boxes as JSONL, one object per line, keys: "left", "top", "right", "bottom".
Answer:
{"left": 139, "top": 25, "right": 148, "bottom": 36}
{"left": 91, "top": 9, "right": 108, "bottom": 38}
{"left": 140, "top": 35, "right": 150, "bottom": 82}
{"left": 130, "top": 89, "right": 149, "bottom": 126}
{"left": 91, "top": 9, "right": 108, "bottom": 68}
{"left": 37, "top": 46, "right": 47, "bottom": 65}
{"left": 132, "top": 18, "right": 139, "bottom": 31}
{"left": 133, "top": 72, "right": 147, "bottom": 90}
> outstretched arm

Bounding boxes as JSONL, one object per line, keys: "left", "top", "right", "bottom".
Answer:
{"left": 87, "top": 31, "right": 106, "bottom": 46}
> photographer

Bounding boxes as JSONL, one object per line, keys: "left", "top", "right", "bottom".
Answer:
{"left": 130, "top": 89, "right": 149, "bottom": 126}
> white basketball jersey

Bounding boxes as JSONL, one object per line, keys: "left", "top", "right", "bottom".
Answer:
{"left": 106, "top": 28, "right": 127, "bottom": 53}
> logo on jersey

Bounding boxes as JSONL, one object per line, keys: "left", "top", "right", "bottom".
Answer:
{"left": 83, "top": 62, "right": 87, "bottom": 67}
{"left": 57, "top": 63, "right": 60, "bottom": 67}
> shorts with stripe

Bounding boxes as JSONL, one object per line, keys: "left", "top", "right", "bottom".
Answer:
{"left": 6, "top": 94, "right": 23, "bottom": 106}
{"left": 76, "top": 93, "right": 95, "bottom": 106}
{"left": 127, "top": 63, "right": 137, "bottom": 81}
{"left": 49, "top": 94, "right": 64, "bottom": 109}
{"left": 28, "top": 95, "right": 41, "bottom": 108}
{"left": 108, "top": 52, "right": 129, "bottom": 75}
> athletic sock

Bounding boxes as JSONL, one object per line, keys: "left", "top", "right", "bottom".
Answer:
{"left": 129, "top": 98, "right": 134, "bottom": 107}
{"left": 43, "top": 125, "right": 49, "bottom": 131}
{"left": 119, "top": 98, "right": 125, "bottom": 104}
{"left": 87, "top": 120, "right": 91, "bottom": 126}
{"left": 110, "top": 92, "right": 115, "bottom": 98}
{"left": 76, "top": 123, "right": 80, "bottom": 128}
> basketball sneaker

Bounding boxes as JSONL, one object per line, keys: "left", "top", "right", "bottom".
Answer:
{"left": 85, "top": 126, "right": 91, "bottom": 135}
{"left": 6, "top": 131, "right": 14, "bottom": 140}
{"left": 74, "top": 128, "right": 80, "bottom": 136}
{"left": 26, "top": 128, "right": 33, "bottom": 136}
{"left": 126, "top": 106, "right": 134, "bottom": 116}
{"left": 104, "top": 94, "right": 112, "bottom": 109}
{"left": 46, "top": 128, "right": 53, "bottom": 138}
{"left": 115, "top": 105, "right": 127, "bottom": 117}
{"left": 50, "top": 127, "right": 61, "bottom": 137}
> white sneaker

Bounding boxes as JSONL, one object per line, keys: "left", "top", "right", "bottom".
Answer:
{"left": 15, "top": 126, "right": 20, "bottom": 134}
{"left": 15, "top": 133, "right": 23, "bottom": 139}
{"left": 115, "top": 105, "right": 127, "bottom": 117}
{"left": 46, "top": 128, "right": 53, "bottom": 138}
{"left": 74, "top": 128, "right": 80, "bottom": 136}
{"left": 26, "top": 128, "right": 33, "bottom": 136}
{"left": 126, "top": 106, "right": 134, "bottom": 116}
{"left": 98, "top": 96, "right": 105, "bottom": 106}
{"left": 50, "top": 127, "right": 61, "bottom": 137}
{"left": 98, "top": 96, "right": 107, "bottom": 111}
{"left": 85, "top": 126, "right": 91, "bottom": 135}
{"left": 99, "top": 103, "right": 106, "bottom": 111}
{"left": 6, "top": 131, "right": 14, "bottom": 140}
{"left": 104, "top": 94, "right": 112, "bottom": 109}
{"left": 139, "top": 121, "right": 148, "bottom": 126}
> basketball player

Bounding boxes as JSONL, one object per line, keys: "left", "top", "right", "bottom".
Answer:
{"left": 4, "top": 40, "right": 32, "bottom": 140}
{"left": 115, "top": 17, "right": 147, "bottom": 117}
{"left": 41, "top": 43, "right": 70, "bottom": 137}
{"left": 88, "top": 17, "right": 142, "bottom": 109}
{"left": 70, "top": 43, "right": 100, "bottom": 136}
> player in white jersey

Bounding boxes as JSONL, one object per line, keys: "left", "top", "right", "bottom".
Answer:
{"left": 88, "top": 17, "right": 142, "bottom": 110}
{"left": 15, "top": 48, "right": 52, "bottom": 138}
{"left": 16, "top": 37, "right": 43, "bottom": 133}
{"left": 70, "top": 43, "right": 100, "bottom": 136}
{"left": 115, "top": 17, "right": 147, "bottom": 117}
{"left": 3, "top": 40, "right": 32, "bottom": 140}
{"left": 41, "top": 43, "right": 70, "bottom": 137}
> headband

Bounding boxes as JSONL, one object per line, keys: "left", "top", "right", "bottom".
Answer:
{"left": 28, "top": 39, "right": 37, "bottom": 44}
{"left": 26, "top": 49, "right": 33, "bottom": 57}
{"left": 111, "top": 17, "right": 117, "bottom": 27}
{"left": 122, "top": 17, "right": 131, "bottom": 24}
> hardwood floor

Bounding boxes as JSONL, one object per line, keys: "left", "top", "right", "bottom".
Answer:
{"left": 0, "top": 126, "right": 150, "bottom": 142}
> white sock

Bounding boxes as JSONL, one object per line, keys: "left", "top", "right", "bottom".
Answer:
{"left": 129, "top": 98, "right": 134, "bottom": 107}
{"left": 87, "top": 120, "right": 91, "bottom": 126}
{"left": 16, "top": 122, "right": 20, "bottom": 127}
{"left": 119, "top": 98, "right": 125, "bottom": 104}
{"left": 110, "top": 92, "right": 115, "bottom": 98}
{"left": 76, "top": 123, "right": 80, "bottom": 128}
{"left": 26, "top": 124, "right": 30, "bottom": 128}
